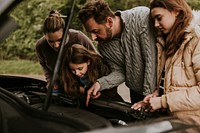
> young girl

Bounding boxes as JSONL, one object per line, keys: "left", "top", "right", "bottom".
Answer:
{"left": 61, "top": 44, "right": 123, "bottom": 105}
{"left": 133, "top": 0, "right": 200, "bottom": 129}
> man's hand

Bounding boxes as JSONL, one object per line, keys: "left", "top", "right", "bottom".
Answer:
{"left": 86, "top": 82, "right": 101, "bottom": 106}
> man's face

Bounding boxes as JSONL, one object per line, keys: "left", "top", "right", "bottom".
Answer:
{"left": 84, "top": 17, "right": 112, "bottom": 43}
{"left": 45, "top": 29, "right": 63, "bottom": 51}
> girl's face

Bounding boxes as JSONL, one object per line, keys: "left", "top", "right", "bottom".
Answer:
{"left": 151, "top": 7, "right": 179, "bottom": 35}
{"left": 69, "top": 61, "right": 90, "bottom": 78}
{"left": 45, "top": 29, "right": 63, "bottom": 51}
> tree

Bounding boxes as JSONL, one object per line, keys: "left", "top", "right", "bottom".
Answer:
{"left": 0, "top": 0, "right": 69, "bottom": 60}
{"left": 1, "top": 0, "right": 200, "bottom": 61}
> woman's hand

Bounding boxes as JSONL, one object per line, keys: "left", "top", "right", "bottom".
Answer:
{"left": 46, "top": 83, "right": 58, "bottom": 90}
{"left": 79, "top": 86, "right": 85, "bottom": 94}
{"left": 149, "top": 97, "right": 162, "bottom": 112}
{"left": 131, "top": 90, "right": 159, "bottom": 111}
{"left": 131, "top": 100, "right": 149, "bottom": 111}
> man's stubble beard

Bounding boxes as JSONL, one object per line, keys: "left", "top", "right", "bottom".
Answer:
{"left": 97, "top": 27, "right": 113, "bottom": 44}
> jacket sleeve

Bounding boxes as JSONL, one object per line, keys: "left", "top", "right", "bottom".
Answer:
{"left": 139, "top": 18, "right": 157, "bottom": 95}
{"left": 163, "top": 38, "right": 200, "bottom": 112}
{"left": 97, "top": 39, "right": 125, "bottom": 91}
{"left": 35, "top": 40, "right": 52, "bottom": 84}
{"left": 97, "top": 65, "right": 125, "bottom": 91}
{"left": 77, "top": 31, "right": 98, "bottom": 52}
{"left": 164, "top": 85, "right": 200, "bottom": 112}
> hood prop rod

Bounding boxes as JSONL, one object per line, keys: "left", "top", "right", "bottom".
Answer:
{"left": 42, "top": 0, "right": 77, "bottom": 111}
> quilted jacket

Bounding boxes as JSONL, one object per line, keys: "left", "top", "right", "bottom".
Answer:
{"left": 157, "top": 11, "right": 200, "bottom": 126}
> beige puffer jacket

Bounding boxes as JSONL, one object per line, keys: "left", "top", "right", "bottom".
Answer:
{"left": 156, "top": 11, "right": 200, "bottom": 126}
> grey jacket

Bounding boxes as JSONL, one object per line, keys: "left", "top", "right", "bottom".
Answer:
{"left": 97, "top": 6, "right": 157, "bottom": 96}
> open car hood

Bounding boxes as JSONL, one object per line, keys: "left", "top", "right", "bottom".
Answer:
{"left": 0, "top": 0, "right": 23, "bottom": 43}
{"left": 0, "top": 74, "right": 198, "bottom": 133}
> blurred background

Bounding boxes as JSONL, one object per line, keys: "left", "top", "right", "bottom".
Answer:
{"left": 0, "top": 0, "right": 200, "bottom": 75}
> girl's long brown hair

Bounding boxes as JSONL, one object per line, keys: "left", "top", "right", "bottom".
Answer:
{"left": 150, "top": 0, "right": 192, "bottom": 58}
{"left": 61, "top": 44, "right": 110, "bottom": 98}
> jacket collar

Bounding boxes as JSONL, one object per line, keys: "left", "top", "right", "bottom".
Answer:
{"left": 185, "top": 10, "right": 200, "bottom": 37}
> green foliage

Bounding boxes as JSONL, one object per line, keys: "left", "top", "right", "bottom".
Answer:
{"left": 187, "top": 0, "right": 200, "bottom": 9}
{"left": 0, "top": 60, "right": 43, "bottom": 75}
{"left": 0, "top": 0, "right": 200, "bottom": 61}
{"left": 0, "top": 0, "right": 69, "bottom": 60}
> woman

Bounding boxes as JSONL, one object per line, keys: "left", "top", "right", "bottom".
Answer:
{"left": 35, "top": 10, "right": 96, "bottom": 90}
{"left": 61, "top": 44, "right": 124, "bottom": 105}
{"left": 133, "top": 0, "right": 200, "bottom": 129}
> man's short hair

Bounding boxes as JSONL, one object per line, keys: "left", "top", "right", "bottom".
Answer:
{"left": 78, "top": 0, "right": 115, "bottom": 24}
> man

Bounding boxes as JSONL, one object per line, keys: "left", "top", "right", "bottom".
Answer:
{"left": 78, "top": 0, "right": 157, "bottom": 106}
{"left": 36, "top": 10, "right": 96, "bottom": 91}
